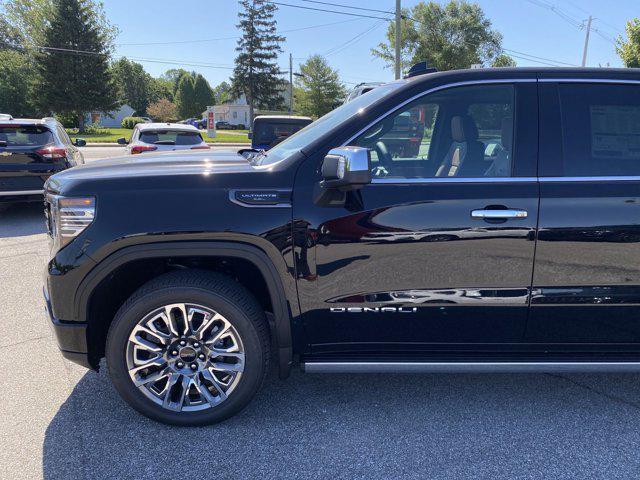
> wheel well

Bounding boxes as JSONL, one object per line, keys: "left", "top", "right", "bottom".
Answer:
{"left": 86, "top": 256, "right": 274, "bottom": 366}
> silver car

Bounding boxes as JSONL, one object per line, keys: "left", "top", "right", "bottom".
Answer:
{"left": 117, "top": 123, "right": 210, "bottom": 154}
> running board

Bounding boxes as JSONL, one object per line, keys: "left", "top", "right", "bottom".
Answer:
{"left": 302, "top": 361, "right": 640, "bottom": 374}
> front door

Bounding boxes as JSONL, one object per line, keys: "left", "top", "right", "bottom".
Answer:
{"left": 293, "top": 81, "right": 540, "bottom": 355}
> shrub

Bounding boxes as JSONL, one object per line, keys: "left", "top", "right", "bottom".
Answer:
{"left": 83, "top": 123, "right": 110, "bottom": 135}
{"left": 121, "top": 116, "right": 146, "bottom": 129}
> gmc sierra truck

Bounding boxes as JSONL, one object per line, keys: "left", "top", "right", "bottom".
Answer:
{"left": 44, "top": 66, "right": 640, "bottom": 425}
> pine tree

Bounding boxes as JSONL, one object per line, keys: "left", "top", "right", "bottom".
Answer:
{"left": 193, "top": 74, "right": 214, "bottom": 117}
{"left": 231, "top": 0, "right": 285, "bottom": 123}
{"left": 35, "top": 0, "right": 118, "bottom": 132}
{"left": 295, "top": 55, "right": 346, "bottom": 118}
{"left": 174, "top": 73, "right": 197, "bottom": 119}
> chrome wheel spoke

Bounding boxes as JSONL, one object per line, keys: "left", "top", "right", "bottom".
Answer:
{"left": 133, "top": 366, "right": 170, "bottom": 387}
{"left": 210, "top": 351, "right": 245, "bottom": 373}
{"left": 193, "top": 312, "right": 223, "bottom": 340}
{"left": 164, "top": 304, "right": 189, "bottom": 337}
{"left": 194, "top": 375, "right": 220, "bottom": 406}
{"left": 130, "top": 332, "right": 163, "bottom": 353}
{"left": 202, "top": 368, "right": 228, "bottom": 401}
{"left": 204, "top": 323, "right": 232, "bottom": 346}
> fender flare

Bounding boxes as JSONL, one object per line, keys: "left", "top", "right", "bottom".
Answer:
{"left": 75, "top": 241, "right": 294, "bottom": 378}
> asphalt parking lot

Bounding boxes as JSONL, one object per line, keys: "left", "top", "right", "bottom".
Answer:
{"left": 3, "top": 151, "right": 640, "bottom": 479}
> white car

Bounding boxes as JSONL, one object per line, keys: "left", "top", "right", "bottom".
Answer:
{"left": 117, "top": 123, "right": 210, "bottom": 154}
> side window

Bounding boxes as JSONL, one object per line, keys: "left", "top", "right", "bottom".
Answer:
{"left": 352, "top": 84, "right": 515, "bottom": 179}
{"left": 559, "top": 84, "right": 640, "bottom": 176}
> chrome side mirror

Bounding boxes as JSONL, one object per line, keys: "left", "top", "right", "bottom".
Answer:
{"left": 320, "top": 146, "right": 371, "bottom": 190}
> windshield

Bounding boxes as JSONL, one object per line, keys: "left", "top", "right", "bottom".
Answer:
{"left": 253, "top": 81, "right": 404, "bottom": 166}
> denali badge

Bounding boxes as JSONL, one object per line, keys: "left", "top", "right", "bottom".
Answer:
{"left": 330, "top": 307, "right": 417, "bottom": 313}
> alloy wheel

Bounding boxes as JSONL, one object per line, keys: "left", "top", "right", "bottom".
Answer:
{"left": 126, "top": 303, "right": 245, "bottom": 412}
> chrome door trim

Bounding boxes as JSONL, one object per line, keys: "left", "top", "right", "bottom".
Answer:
{"left": 303, "top": 361, "right": 640, "bottom": 374}
{"left": 539, "top": 78, "right": 640, "bottom": 85}
{"left": 342, "top": 78, "right": 536, "bottom": 146}
{"left": 371, "top": 177, "right": 537, "bottom": 184}
{"left": 0, "top": 189, "right": 44, "bottom": 196}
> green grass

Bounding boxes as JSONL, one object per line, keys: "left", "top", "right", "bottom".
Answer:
{"left": 66, "top": 127, "right": 249, "bottom": 144}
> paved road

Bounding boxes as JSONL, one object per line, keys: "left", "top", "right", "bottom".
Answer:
{"left": 4, "top": 172, "right": 640, "bottom": 478}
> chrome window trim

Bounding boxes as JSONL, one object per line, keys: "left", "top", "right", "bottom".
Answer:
{"left": 539, "top": 78, "right": 640, "bottom": 85}
{"left": 342, "top": 78, "right": 535, "bottom": 146}
{"left": 343, "top": 77, "right": 640, "bottom": 186}
{"left": 370, "top": 176, "right": 640, "bottom": 184}
{"left": 371, "top": 177, "right": 537, "bottom": 184}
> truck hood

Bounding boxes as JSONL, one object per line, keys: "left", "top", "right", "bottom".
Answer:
{"left": 46, "top": 149, "right": 258, "bottom": 193}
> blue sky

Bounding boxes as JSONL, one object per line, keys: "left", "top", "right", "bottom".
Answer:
{"left": 104, "top": 0, "right": 637, "bottom": 88}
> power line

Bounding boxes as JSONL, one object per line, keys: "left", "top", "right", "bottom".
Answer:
{"left": 522, "top": 0, "right": 584, "bottom": 29}
{"left": 502, "top": 48, "right": 577, "bottom": 66}
{"left": 2, "top": 41, "right": 237, "bottom": 69}
{"left": 267, "top": 1, "right": 391, "bottom": 21}
{"left": 299, "top": 0, "right": 393, "bottom": 15}
{"left": 116, "top": 18, "right": 363, "bottom": 46}
{"left": 323, "top": 20, "right": 387, "bottom": 57}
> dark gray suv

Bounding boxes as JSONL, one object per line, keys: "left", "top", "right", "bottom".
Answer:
{"left": 0, "top": 114, "right": 85, "bottom": 202}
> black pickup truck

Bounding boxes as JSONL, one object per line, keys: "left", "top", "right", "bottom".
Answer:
{"left": 44, "top": 67, "right": 640, "bottom": 426}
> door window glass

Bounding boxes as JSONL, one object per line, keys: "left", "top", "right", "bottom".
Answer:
{"left": 352, "top": 84, "right": 515, "bottom": 179}
{"left": 559, "top": 84, "right": 640, "bottom": 176}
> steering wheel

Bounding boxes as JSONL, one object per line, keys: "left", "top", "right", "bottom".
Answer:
{"left": 373, "top": 141, "right": 393, "bottom": 176}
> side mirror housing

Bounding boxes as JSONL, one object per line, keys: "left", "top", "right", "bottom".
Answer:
{"left": 247, "top": 132, "right": 252, "bottom": 139}
{"left": 74, "top": 138, "right": 86, "bottom": 147}
{"left": 116, "top": 137, "right": 128, "bottom": 145}
{"left": 320, "top": 146, "right": 371, "bottom": 190}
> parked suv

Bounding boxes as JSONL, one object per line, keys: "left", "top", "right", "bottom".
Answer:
{"left": 44, "top": 67, "right": 640, "bottom": 426}
{"left": 0, "top": 114, "right": 85, "bottom": 202}
{"left": 117, "top": 123, "right": 210, "bottom": 154}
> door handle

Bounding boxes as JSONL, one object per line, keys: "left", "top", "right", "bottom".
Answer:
{"left": 471, "top": 209, "right": 528, "bottom": 219}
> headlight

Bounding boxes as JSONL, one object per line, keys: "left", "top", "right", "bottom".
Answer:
{"left": 46, "top": 196, "right": 95, "bottom": 250}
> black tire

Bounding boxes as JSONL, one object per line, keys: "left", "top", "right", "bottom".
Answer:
{"left": 106, "top": 270, "right": 270, "bottom": 426}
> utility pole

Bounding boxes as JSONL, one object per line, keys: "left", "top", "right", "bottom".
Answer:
{"left": 289, "top": 53, "right": 293, "bottom": 114}
{"left": 581, "top": 15, "right": 593, "bottom": 67}
{"left": 395, "top": 0, "right": 401, "bottom": 79}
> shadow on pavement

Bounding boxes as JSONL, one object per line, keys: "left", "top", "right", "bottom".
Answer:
{"left": 43, "top": 365, "right": 640, "bottom": 479}
{"left": 0, "top": 202, "right": 46, "bottom": 238}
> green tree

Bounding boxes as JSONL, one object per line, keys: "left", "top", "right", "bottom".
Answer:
{"left": 294, "top": 55, "right": 345, "bottom": 118}
{"left": 373, "top": 1, "right": 503, "bottom": 72}
{"left": 149, "top": 77, "right": 174, "bottom": 103}
{"left": 231, "top": 0, "right": 285, "bottom": 122}
{"left": 111, "top": 57, "right": 154, "bottom": 115}
{"left": 1, "top": 0, "right": 117, "bottom": 47}
{"left": 0, "top": 50, "right": 37, "bottom": 116}
{"left": 212, "top": 81, "right": 231, "bottom": 104}
{"left": 617, "top": 18, "right": 640, "bottom": 68}
{"left": 193, "top": 74, "right": 214, "bottom": 116}
{"left": 492, "top": 54, "right": 516, "bottom": 67}
{"left": 34, "top": 0, "right": 118, "bottom": 131}
{"left": 174, "top": 73, "right": 197, "bottom": 119}
{"left": 162, "top": 68, "right": 193, "bottom": 94}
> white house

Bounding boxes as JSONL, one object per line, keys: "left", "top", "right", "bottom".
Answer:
{"left": 213, "top": 86, "right": 291, "bottom": 128}
{"left": 86, "top": 104, "right": 135, "bottom": 128}
{"left": 213, "top": 101, "right": 250, "bottom": 128}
